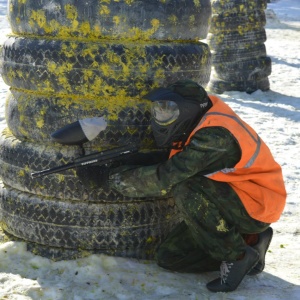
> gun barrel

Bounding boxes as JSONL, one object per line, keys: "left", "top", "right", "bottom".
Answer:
{"left": 31, "top": 162, "right": 75, "bottom": 178}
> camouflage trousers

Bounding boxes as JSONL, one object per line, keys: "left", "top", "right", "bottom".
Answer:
{"left": 156, "top": 175, "right": 269, "bottom": 273}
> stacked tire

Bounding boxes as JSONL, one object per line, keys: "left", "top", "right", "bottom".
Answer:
{"left": 207, "top": 0, "right": 271, "bottom": 94}
{"left": 0, "top": 0, "right": 212, "bottom": 260}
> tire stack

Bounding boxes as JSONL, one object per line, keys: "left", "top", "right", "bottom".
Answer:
{"left": 0, "top": 0, "right": 212, "bottom": 260}
{"left": 207, "top": 0, "right": 271, "bottom": 94}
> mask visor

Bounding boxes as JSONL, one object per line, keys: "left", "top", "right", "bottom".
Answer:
{"left": 151, "top": 100, "right": 180, "bottom": 126}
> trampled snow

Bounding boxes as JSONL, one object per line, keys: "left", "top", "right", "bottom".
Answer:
{"left": 0, "top": 0, "right": 299, "bottom": 299}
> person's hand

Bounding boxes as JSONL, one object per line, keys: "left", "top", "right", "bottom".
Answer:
{"left": 76, "top": 165, "right": 110, "bottom": 190}
{"left": 109, "top": 164, "right": 171, "bottom": 198}
{"left": 108, "top": 165, "right": 142, "bottom": 196}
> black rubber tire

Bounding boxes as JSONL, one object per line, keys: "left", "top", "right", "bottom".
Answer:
{"left": 5, "top": 89, "right": 155, "bottom": 146}
{"left": 8, "top": 0, "right": 211, "bottom": 41}
{"left": 0, "top": 184, "right": 179, "bottom": 259}
{"left": 207, "top": 29, "right": 267, "bottom": 50}
{"left": 207, "top": 76, "right": 270, "bottom": 94}
{"left": 211, "top": 43, "right": 267, "bottom": 64}
{"left": 213, "top": 57, "right": 272, "bottom": 81}
{"left": 209, "top": 10, "right": 266, "bottom": 34}
{"left": 0, "top": 36, "right": 211, "bottom": 98}
{"left": 211, "top": 0, "right": 267, "bottom": 14}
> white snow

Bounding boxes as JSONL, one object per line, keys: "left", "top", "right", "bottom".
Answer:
{"left": 0, "top": 0, "right": 300, "bottom": 299}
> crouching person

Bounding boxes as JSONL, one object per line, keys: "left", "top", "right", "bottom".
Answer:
{"left": 103, "top": 80, "right": 286, "bottom": 292}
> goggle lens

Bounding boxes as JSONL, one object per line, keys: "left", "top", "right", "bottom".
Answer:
{"left": 151, "top": 100, "right": 180, "bottom": 125}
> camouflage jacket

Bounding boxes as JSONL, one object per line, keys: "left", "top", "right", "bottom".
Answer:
{"left": 109, "top": 127, "right": 241, "bottom": 198}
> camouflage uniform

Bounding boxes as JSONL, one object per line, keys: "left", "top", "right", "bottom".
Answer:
{"left": 110, "top": 124, "right": 269, "bottom": 272}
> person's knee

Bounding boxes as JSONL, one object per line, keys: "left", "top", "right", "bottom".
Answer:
{"left": 173, "top": 179, "right": 212, "bottom": 225}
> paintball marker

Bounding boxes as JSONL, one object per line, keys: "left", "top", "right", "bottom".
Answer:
{"left": 31, "top": 144, "right": 139, "bottom": 178}
{"left": 31, "top": 117, "right": 139, "bottom": 178}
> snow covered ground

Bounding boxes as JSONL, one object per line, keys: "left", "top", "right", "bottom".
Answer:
{"left": 0, "top": 0, "right": 299, "bottom": 299}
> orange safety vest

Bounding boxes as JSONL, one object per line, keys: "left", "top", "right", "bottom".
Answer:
{"left": 170, "top": 95, "right": 286, "bottom": 223}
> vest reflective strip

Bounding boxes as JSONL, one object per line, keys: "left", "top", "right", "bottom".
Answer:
{"left": 199, "top": 111, "right": 261, "bottom": 176}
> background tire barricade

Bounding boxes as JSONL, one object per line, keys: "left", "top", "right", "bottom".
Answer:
{"left": 207, "top": 0, "right": 271, "bottom": 94}
{"left": 0, "top": 0, "right": 212, "bottom": 259}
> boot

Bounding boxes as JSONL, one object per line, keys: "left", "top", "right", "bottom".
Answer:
{"left": 206, "top": 246, "right": 259, "bottom": 292}
{"left": 248, "top": 227, "right": 273, "bottom": 276}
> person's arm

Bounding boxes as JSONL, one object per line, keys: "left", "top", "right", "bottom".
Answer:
{"left": 109, "top": 127, "right": 241, "bottom": 197}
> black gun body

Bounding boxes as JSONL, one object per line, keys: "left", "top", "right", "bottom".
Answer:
{"left": 31, "top": 145, "right": 139, "bottom": 178}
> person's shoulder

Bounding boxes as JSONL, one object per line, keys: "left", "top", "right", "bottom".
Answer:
{"left": 193, "top": 126, "right": 233, "bottom": 142}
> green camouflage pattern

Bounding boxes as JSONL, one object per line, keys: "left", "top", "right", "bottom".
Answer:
{"left": 158, "top": 175, "right": 269, "bottom": 268}
{"left": 156, "top": 221, "right": 221, "bottom": 273}
{"left": 109, "top": 127, "right": 241, "bottom": 198}
{"left": 110, "top": 126, "right": 269, "bottom": 264}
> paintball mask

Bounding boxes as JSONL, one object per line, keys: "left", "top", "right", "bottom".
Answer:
{"left": 145, "top": 80, "right": 212, "bottom": 149}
